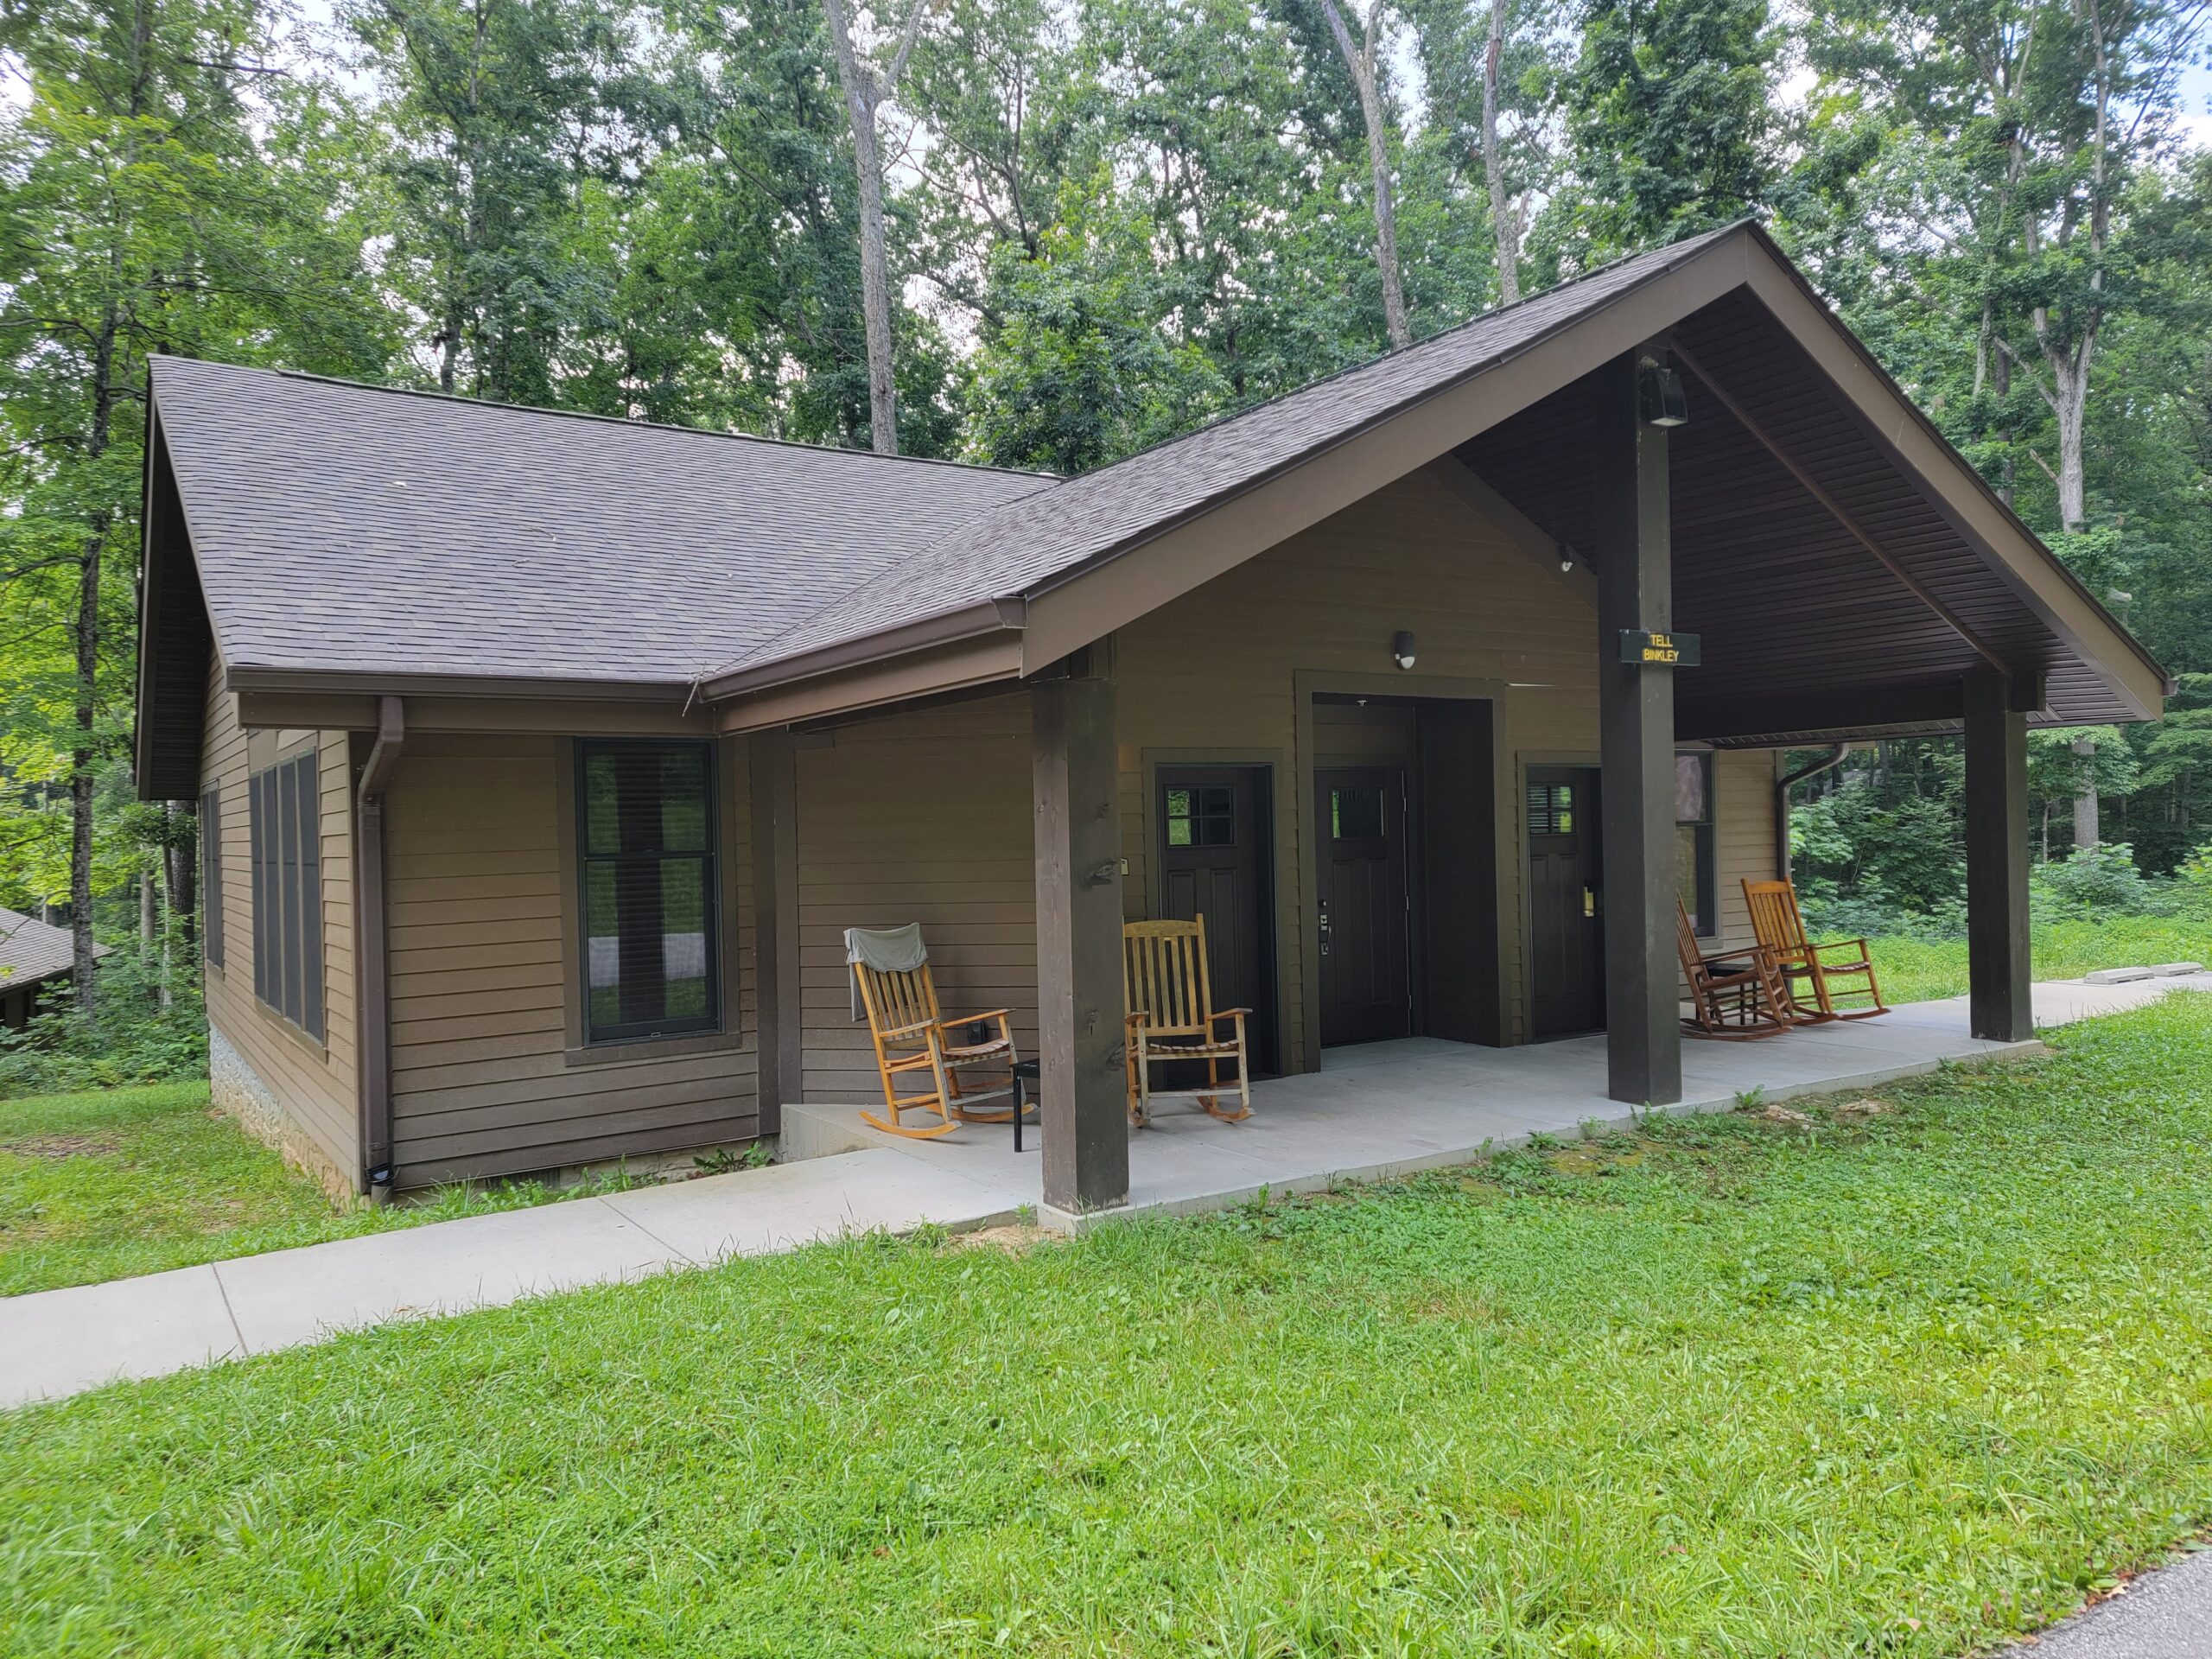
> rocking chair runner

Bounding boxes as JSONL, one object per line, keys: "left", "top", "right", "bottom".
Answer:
{"left": 1122, "top": 916, "right": 1253, "bottom": 1127}
{"left": 847, "top": 926, "right": 1020, "bottom": 1140}
{"left": 1741, "top": 879, "right": 1890, "bottom": 1021}
{"left": 1676, "top": 900, "right": 1792, "bottom": 1039}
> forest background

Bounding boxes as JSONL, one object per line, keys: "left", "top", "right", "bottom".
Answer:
{"left": 2, "top": 0, "right": 2209, "bottom": 1080}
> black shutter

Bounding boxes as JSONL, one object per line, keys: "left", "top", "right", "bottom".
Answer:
{"left": 297, "top": 756, "right": 322, "bottom": 1039}
{"left": 200, "top": 785, "right": 223, "bottom": 968}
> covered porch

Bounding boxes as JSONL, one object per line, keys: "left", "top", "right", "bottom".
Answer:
{"left": 783, "top": 984, "right": 2177, "bottom": 1224}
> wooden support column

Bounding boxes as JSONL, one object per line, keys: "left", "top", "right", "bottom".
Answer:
{"left": 748, "top": 730, "right": 802, "bottom": 1135}
{"left": 1592, "top": 348, "right": 1683, "bottom": 1106}
{"left": 1032, "top": 671, "right": 1128, "bottom": 1218}
{"left": 1964, "top": 668, "right": 2032, "bottom": 1041}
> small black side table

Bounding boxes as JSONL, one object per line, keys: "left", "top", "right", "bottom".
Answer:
{"left": 1010, "top": 1059, "right": 1041, "bottom": 1152}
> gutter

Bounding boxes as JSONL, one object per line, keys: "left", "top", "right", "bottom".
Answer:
{"left": 1775, "top": 743, "right": 1850, "bottom": 881}
{"left": 355, "top": 695, "right": 404, "bottom": 1203}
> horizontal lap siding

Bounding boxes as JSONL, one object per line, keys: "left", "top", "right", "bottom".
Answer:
{"left": 1116, "top": 467, "right": 1601, "bottom": 1060}
{"left": 385, "top": 734, "right": 757, "bottom": 1186}
{"left": 199, "top": 664, "right": 361, "bottom": 1184}
{"left": 1713, "top": 749, "right": 1779, "bottom": 949}
{"left": 796, "top": 700, "right": 1036, "bottom": 1103}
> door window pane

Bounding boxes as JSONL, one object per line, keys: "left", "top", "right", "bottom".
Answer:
{"left": 1331, "top": 785, "right": 1384, "bottom": 840}
{"left": 1166, "top": 784, "right": 1235, "bottom": 847}
{"left": 578, "top": 741, "right": 720, "bottom": 1043}
{"left": 1526, "top": 783, "right": 1573, "bottom": 837}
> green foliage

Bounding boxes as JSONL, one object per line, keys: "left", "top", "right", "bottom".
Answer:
{"left": 2034, "top": 839, "right": 2154, "bottom": 917}
{"left": 968, "top": 178, "right": 1227, "bottom": 473}
{"left": 12, "top": 1000, "right": 2212, "bottom": 1652}
{"left": 0, "top": 950, "right": 208, "bottom": 1096}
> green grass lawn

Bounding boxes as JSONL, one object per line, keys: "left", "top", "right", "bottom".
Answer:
{"left": 1872, "top": 912, "right": 2212, "bottom": 1004}
{"left": 0, "top": 1083, "right": 650, "bottom": 1297}
{"left": 9, "top": 997, "right": 2212, "bottom": 1657}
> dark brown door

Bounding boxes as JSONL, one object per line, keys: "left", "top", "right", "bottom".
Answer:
{"left": 1527, "top": 766, "right": 1605, "bottom": 1038}
{"left": 1158, "top": 767, "right": 1277, "bottom": 1073}
{"left": 1316, "top": 767, "right": 1413, "bottom": 1046}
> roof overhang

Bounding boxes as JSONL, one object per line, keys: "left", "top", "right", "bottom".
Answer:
{"left": 697, "top": 224, "right": 2164, "bottom": 734}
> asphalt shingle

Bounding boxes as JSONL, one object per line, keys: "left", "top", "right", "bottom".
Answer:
{"left": 150, "top": 361, "right": 1057, "bottom": 688}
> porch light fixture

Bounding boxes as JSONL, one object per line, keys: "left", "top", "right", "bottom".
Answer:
{"left": 1558, "top": 539, "right": 1575, "bottom": 574}
{"left": 1638, "top": 357, "right": 1689, "bottom": 428}
{"left": 1392, "top": 630, "right": 1417, "bottom": 671}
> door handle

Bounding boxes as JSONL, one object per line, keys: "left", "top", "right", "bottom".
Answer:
{"left": 1319, "top": 899, "right": 1332, "bottom": 958}
{"left": 1582, "top": 885, "right": 1600, "bottom": 918}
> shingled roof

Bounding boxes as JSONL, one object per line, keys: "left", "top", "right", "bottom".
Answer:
{"left": 138, "top": 219, "right": 2165, "bottom": 774}
{"left": 0, "top": 908, "right": 106, "bottom": 988}
{"left": 708, "top": 224, "right": 1743, "bottom": 688}
{"left": 147, "top": 359, "right": 1055, "bottom": 691}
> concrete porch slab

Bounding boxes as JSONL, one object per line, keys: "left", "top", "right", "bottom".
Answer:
{"left": 791, "top": 980, "right": 2210, "bottom": 1232}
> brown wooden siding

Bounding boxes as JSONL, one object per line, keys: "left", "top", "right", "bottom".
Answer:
{"left": 199, "top": 660, "right": 360, "bottom": 1185}
{"left": 785, "top": 469, "right": 1782, "bottom": 1088}
{"left": 383, "top": 733, "right": 757, "bottom": 1186}
{"left": 1713, "top": 748, "right": 1779, "bottom": 950}
{"left": 1116, "top": 467, "right": 1600, "bottom": 1062}
{"left": 794, "top": 700, "right": 1038, "bottom": 1102}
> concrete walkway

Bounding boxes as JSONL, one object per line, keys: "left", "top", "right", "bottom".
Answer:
{"left": 3, "top": 976, "right": 2202, "bottom": 1409}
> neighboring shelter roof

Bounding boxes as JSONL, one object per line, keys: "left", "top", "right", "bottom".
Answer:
{"left": 0, "top": 908, "right": 107, "bottom": 990}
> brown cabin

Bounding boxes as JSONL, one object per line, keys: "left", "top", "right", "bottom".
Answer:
{"left": 134, "top": 223, "right": 2167, "bottom": 1217}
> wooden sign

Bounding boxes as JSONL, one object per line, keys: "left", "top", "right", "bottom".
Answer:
{"left": 1619, "top": 629, "right": 1700, "bottom": 667}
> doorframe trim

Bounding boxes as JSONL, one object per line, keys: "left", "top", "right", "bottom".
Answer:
{"left": 1294, "top": 672, "right": 1511, "bottom": 1074}
{"left": 1140, "top": 747, "right": 1290, "bottom": 1078}
{"left": 1517, "top": 749, "right": 1603, "bottom": 1042}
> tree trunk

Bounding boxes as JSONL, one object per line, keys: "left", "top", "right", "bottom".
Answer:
{"left": 167, "top": 799, "right": 195, "bottom": 949}
{"left": 1319, "top": 0, "right": 1411, "bottom": 350}
{"left": 2071, "top": 734, "right": 2099, "bottom": 851}
{"left": 821, "top": 0, "right": 931, "bottom": 454}
{"left": 70, "top": 512, "right": 106, "bottom": 1020}
{"left": 1482, "top": 0, "right": 1518, "bottom": 307}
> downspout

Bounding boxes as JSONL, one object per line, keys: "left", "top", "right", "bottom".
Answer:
{"left": 1775, "top": 743, "right": 1849, "bottom": 882}
{"left": 356, "top": 696, "right": 404, "bottom": 1205}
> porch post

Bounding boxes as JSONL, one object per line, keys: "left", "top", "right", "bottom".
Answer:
{"left": 747, "top": 730, "right": 802, "bottom": 1135}
{"left": 1963, "top": 668, "right": 2032, "bottom": 1040}
{"left": 1032, "top": 670, "right": 1129, "bottom": 1217}
{"left": 1592, "top": 347, "right": 1682, "bottom": 1106}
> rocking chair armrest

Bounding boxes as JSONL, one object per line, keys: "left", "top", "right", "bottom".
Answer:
{"left": 1208, "top": 1007, "right": 1252, "bottom": 1025}
{"left": 938, "top": 1008, "right": 1014, "bottom": 1030}
{"left": 1810, "top": 938, "right": 1872, "bottom": 962}
{"left": 1124, "top": 1011, "right": 1152, "bottom": 1029}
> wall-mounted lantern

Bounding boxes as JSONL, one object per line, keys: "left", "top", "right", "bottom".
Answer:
{"left": 1638, "top": 357, "right": 1689, "bottom": 428}
{"left": 1391, "top": 630, "right": 1417, "bottom": 671}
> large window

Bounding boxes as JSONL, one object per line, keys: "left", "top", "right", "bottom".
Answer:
{"left": 576, "top": 740, "right": 720, "bottom": 1044}
{"left": 249, "top": 752, "right": 322, "bottom": 1038}
{"left": 200, "top": 784, "right": 223, "bottom": 968}
{"left": 1676, "top": 751, "right": 1716, "bottom": 936}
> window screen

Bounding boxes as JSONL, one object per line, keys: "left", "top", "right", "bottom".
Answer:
{"left": 200, "top": 784, "right": 223, "bottom": 968}
{"left": 577, "top": 740, "right": 720, "bottom": 1044}
{"left": 1676, "top": 752, "right": 1716, "bottom": 936}
{"left": 248, "top": 752, "right": 321, "bottom": 1037}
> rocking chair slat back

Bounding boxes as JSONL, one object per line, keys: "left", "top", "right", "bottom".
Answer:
{"left": 1123, "top": 917, "right": 1215, "bottom": 1035}
{"left": 1742, "top": 880, "right": 1813, "bottom": 959}
{"left": 856, "top": 960, "right": 942, "bottom": 1041}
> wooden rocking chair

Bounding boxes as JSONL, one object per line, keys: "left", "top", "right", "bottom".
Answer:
{"left": 1677, "top": 900, "right": 1792, "bottom": 1039}
{"left": 1741, "top": 879, "right": 1890, "bottom": 1022}
{"left": 849, "top": 927, "right": 1020, "bottom": 1140}
{"left": 1123, "top": 916, "right": 1253, "bottom": 1128}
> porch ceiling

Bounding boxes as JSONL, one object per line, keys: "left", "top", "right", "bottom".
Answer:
{"left": 1457, "top": 288, "right": 2149, "bottom": 748}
